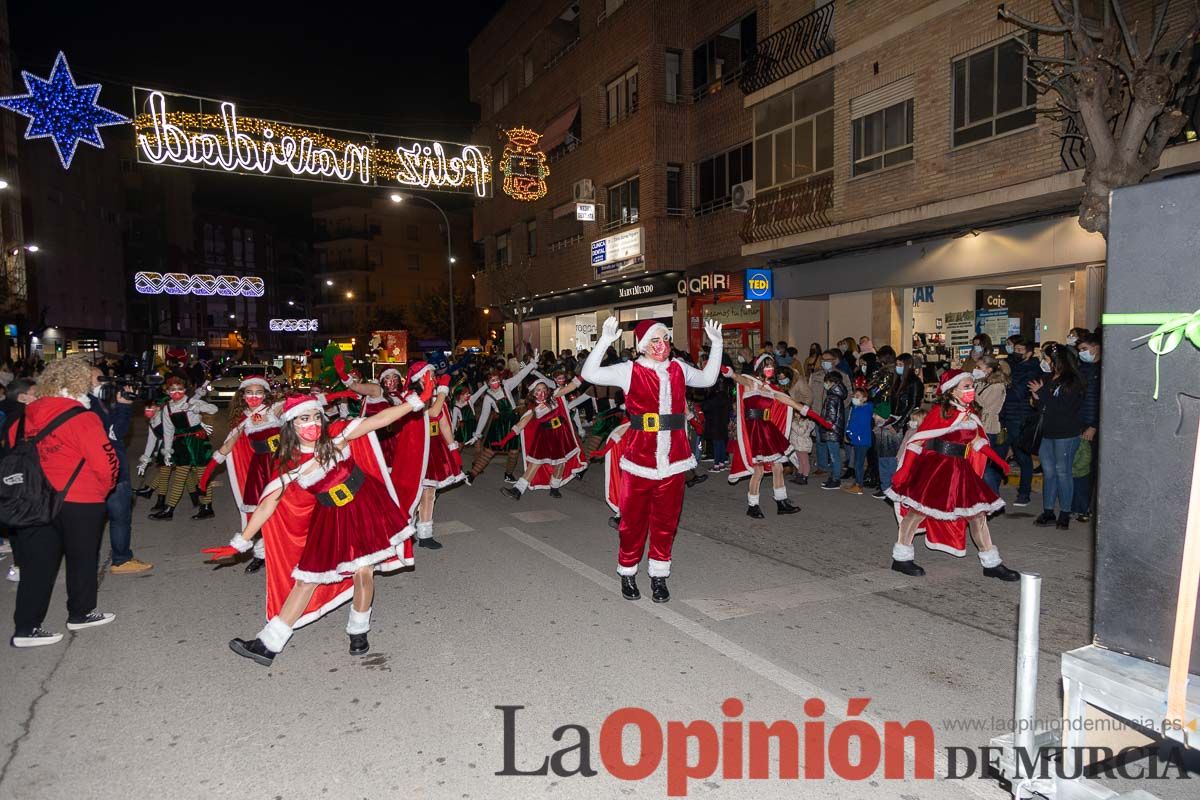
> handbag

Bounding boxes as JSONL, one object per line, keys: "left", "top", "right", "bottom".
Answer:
{"left": 1014, "top": 410, "right": 1044, "bottom": 456}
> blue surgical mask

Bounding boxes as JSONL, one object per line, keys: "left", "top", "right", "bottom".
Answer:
{"left": 851, "top": 397, "right": 866, "bottom": 406}
{"left": 894, "top": 365, "right": 904, "bottom": 375}
{"left": 1004, "top": 344, "right": 1014, "bottom": 354}
{"left": 1079, "top": 350, "right": 1096, "bottom": 363}
{"left": 821, "top": 360, "right": 833, "bottom": 370}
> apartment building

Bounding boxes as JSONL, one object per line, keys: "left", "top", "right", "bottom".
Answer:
{"left": 470, "top": 0, "right": 770, "bottom": 357}
{"left": 740, "top": 0, "right": 1200, "bottom": 357}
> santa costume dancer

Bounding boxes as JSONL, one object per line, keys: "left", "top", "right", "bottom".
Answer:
{"left": 465, "top": 360, "right": 538, "bottom": 483}
{"left": 581, "top": 317, "right": 723, "bottom": 602}
{"left": 496, "top": 377, "right": 588, "bottom": 499}
{"left": 726, "top": 355, "right": 831, "bottom": 517}
{"left": 409, "top": 362, "right": 465, "bottom": 549}
{"left": 205, "top": 382, "right": 432, "bottom": 666}
{"left": 885, "top": 369, "right": 1020, "bottom": 581}
{"left": 150, "top": 377, "right": 218, "bottom": 521}
{"left": 339, "top": 364, "right": 409, "bottom": 467}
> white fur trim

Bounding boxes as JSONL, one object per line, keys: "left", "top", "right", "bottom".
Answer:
{"left": 291, "top": 538, "right": 403, "bottom": 584}
{"left": 524, "top": 446, "right": 582, "bottom": 466}
{"left": 747, "top": 493, "right": 760, "bottom": 506}
{"left": 435, "top": 385, "right": 450, "bottom": 396}
{"left": 550, "top": 477, "right": 562, "bottom": 489}
{"left": 229, "top": 534, "right": 254, "bottom": 553}
{"left": 213, "top": 451, "right": 227, "bottom": 464}
{"left": 379, "top": 368, "right": 402, "bottom": 383}
{"left": 252, "top": 537, "right": 266, "bottom": 559}
{"left": 422, "top": 471, "right": 468, "bottom": 489}
{"left": 346, "top": 607, "right": 372, "bottom": 635}
{"left": 636, "top": 322, "right": 670, "bottom": 353}
{"left": 647, "top": 559, "right": 671, "bottom": 577}
{"left": 753, "top": 353, "right": 773, "bottom": 372}
{"left": 616, "top": 563, "right": 638, "bottom": 576}
{"left": 939, "top": 372, "right": 972, "bottom": 394}
{"left": 923, "top": 539, "right": 968, "bottom": 558}
{"left": 282, "top": 399, "right": 322, "bottom": 421}
{"left": 407, "top": 392, "right": 426, "bottom": 411}
{"left": 291, "top": 586, "right": 354, "bottom": 630}
{"left": 773, "top": 486, "right": 788, "bottom": 501}
{"left": 978, "top": 547, "right": 1003, "bottom": 568}
{"left": 892, "top": 543, "right": 915, "bottom": 561}
{"left": 390, "top": 524, "right": 415, "bottom": 545}
{"left": 514, "top": 478, "right": 529, "bottom": 493}
{"left": 619, "top": 454, "right": 696, "bottom": 480}
{"left": 415, "top": 521, "right": 433, "bottom": 540}
{"left": 238, "top": 377, "right": 271, "bottom": 391}
{"left": 884, "top": 489, "right": 1005, "bottom": 521}
{"left": 257, "top": 617, "right": 293, "bottom": 653}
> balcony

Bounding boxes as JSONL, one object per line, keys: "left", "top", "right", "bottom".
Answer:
{"left": 739, "top": 2, "right": 835, "bottom": 96}
{"left": 738, "top": 173, "right": 834, "bottom": 244}
{"left": 314, "top": 226, "right": 370, "bottom": 243}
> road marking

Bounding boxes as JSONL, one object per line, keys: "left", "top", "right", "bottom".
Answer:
{"left": 510, "top": 509, "right": 567, "bottom": 523}
{"left": 433, "top": 520, "right": 475, "bottom": 535}
{"left": 501, "top": 525, "right": 997, "bottom": 800}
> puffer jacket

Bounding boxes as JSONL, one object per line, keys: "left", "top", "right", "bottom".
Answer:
{"left": 819, "top": 381, "right": 847, "bottom": 442}
{"left": 1078, "top": 360, "right": 1101, "bottom": 429}
{"left": 1001, "top": 354, "right": 1042, "bottom": 424}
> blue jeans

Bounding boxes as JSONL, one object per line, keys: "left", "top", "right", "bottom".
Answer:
{"left": 818, "top": 441, "right": 842, "bottom": 482}
{"left": 983, "top": 432, "right": 1004, "bottom": 494}
{"left": 107, "top": 478, "right": 134, "bottom": 566}
{"left": 1000, "top": 418, "right": 1033, "bottom": 499}
{"left": 852, "top": 445, "right": 869, "bottom": 486}
{"left": 710, "top": 438, "right": 728, "bottom": 465}
{"left": 1038, "top": 436, "right": 1080, "bottom": 514}
{"left": 878, "top": 456, "right": 897, "bottom": 491}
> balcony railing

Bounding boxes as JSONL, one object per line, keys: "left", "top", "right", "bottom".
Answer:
{"left": 740, "top": 2, "right": 835, "bottom": 95}
{"left": 739, "top": 173, "right": 834, "bottom": 244}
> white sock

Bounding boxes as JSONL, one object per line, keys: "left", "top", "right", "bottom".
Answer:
{"left": 978, "top": 547, "right": 1003, "bottom": 569}
{"left": 252, "top": 537, "right": 266, "bottom": 560}
{"left": 892, "top": 542, "right": 915, "bottom": 562}
{"left": 747, "top": 493, "right": 759, "bottom": 506}
{"left": 514, "top": 478, "right": 529, "bottom": 493}
{"left": 773, "top": 486, "right": 788, "bottom": 501}
{"left": 257, "top": 616, "right": 293, "bottom": 653}
{"left": 416, "top": 521, "right": 433, "bottom": 540}
{"left": 346, "top": 606, "right": 372, "bottom": 635}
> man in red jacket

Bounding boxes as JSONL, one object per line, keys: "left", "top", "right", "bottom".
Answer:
{"left": 9, "top": 359, "right": 119, "bottom": 648}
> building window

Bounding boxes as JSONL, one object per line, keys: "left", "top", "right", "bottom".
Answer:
{"left": 214, "top": 225, "right": 225, "bottom": 261}
{"left": 752, "top": 70, "right": 833, "bottom": 191}
{"left": 523, "top": 51, "right": 535, "bottom": 88}
{"left": 952, "top": 34, "right": 1037, "bottom": 148}
{"left": 852, "top": 98, "right": 914, "bottom": 176}
{"left": 666, "top": 165, "right": 683, "bottom": 215}
{"left": 232, "top": 227, "right": 243, "bottom": 266}
{"left": 492, "top": 76, "right": 509, "bottom": 114}
{"left": 496, "top": 232, "right": 510, "bottom": 267}
{"left": 406, "top": 224, "right": 419, "bottom": 241}
{"left": 665, "top": 50, "right": 682, "bottom": 104}
{"left": 696, "top": 143, "right": 752, "bottom": 214}
{"left": 606, "top": 66, "right": 639, "bottom": 127}
{"left": 526, "top": 219, "right": 537, "bottom": 256}
{"left": 203, "top": 223, "right": 214, "bottom": 262}
{"left": 407, "top": 253, "right": 420, "bottom": 271}
{"left": 244, "top": 228, "right": 256, "bottom": 266}
{"left": 606, "top": 176, "right": 640, "bottom": 228}
{"left": 692, "top": 12, "right": 756, "bottom": 100}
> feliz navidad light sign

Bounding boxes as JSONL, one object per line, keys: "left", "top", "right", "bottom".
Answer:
{"left": 0, "top": 52, "right": 496, "bottom": 197}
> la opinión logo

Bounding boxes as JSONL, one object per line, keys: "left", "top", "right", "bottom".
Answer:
{"left": 495, "top": 698, "right": 935, "bottom": 796}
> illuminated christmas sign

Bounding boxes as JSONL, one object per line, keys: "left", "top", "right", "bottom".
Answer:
{"left": 134, "top": 272, "right": 264, "bottom": 297}
{"left": 132, "top": 88, "right": 492, "bottom": 196}
{"left": 270, "top": 318, "right": 319, "bottom": 332}
{"left": 499, "top": 127, "right": 549, "bottom": 201}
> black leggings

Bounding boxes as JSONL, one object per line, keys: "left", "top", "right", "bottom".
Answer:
{"left": 13, "top": 502, "right": 107, "bottom": 634}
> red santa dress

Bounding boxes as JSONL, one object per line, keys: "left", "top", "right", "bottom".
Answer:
{"left": 728, "top": 382, "right": 794, "bottom": 481}
{"left": 518, "top": 394, "right": 588, "bottom": 490}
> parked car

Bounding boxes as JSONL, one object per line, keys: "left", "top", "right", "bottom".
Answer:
{"left": 208, "top": 364, "right": 288, "bottom": 405}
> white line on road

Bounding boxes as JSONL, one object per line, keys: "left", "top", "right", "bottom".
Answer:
{"left": 500, "top": 525, "right": 1000, "bottom": 800}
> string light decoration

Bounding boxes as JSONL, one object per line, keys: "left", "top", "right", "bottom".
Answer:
{"left": 269, "top": 318, "right": 319, "bottom": 332}
{"left": 0, "top": 52, "right": 129, "bottom": 169}
{"left": 499, "top": 126, "right": 549, "bottom": 201}
{"left": 133, "top": 89, "right": 493, "bottom": 196}
{"left": 134, "top": 272, "right": 264, "bottom": 297}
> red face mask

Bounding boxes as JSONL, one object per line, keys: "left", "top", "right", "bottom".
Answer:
{"left": 763, "top": 366, "right": 776, "bottom": 379}
{"left": 488, "top": 379, "right": 502, "bottom": 390}
{"left": 168, "top": 390, "right": 185, "bottom": 401}
{"left": 383, "top": 379, "right": 399, "bottom": 393}
{"left": 143, "top": 407, "right": 157, "bottom": 419}
{"left": 533, "top": 388, "right": 549, "bottom": 403}
{"left": 244, "top": 394, "right": 264, "bottom": 408}
{"left": 647, "top": 339, "right": 670, "bottom": 361}
{"left": 297, "top": 423, "right": 322, "bottom": 442}
{"left": 555, "top": 376, "right": 566, "bottom": 386}
{"left": 960, "top": 389, "right": 976, "bottom": 404}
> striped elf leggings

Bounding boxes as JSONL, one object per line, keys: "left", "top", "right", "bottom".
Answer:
{"left": 151, "top": 465, "right": 171, "bottom": 496}
{"left": 165, "top": 465, "right": 213, "bottom": 508}
{"left": 469, "top": 447, "right": 519, "bottom": 478}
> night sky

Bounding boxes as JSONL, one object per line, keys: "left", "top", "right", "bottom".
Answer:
{"left": 6, "top": 0, "right": 507, "bottom": 225}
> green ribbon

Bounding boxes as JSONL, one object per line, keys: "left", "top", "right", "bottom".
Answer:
{"left": 1102, "top": 310, "right": 1200, "bottom": 400}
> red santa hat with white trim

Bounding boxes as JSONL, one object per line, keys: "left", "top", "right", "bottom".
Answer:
{"left": 634, "top": 320, "right": 671, "bottom": 353}
{"left": 378, "top": 368, "right": 402, "bottom": 384}
{"left": 238, "top": 375, "right": 271, "bottom": 391}
{"left": 753, "top": 353, "right": 775, "bottom": 372}
{"left": 938, "top": 368, "right": 972, "bottom": 395}
{"left": 406, "top": 360, "right": 433, "bottom": 385}
{"left": 281, "top": 393, "right": 323, "bottom": 421}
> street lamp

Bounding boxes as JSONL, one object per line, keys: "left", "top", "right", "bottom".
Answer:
{"left": 389, "top": 192, "right": 457, "bottom": 352}
{"left": 325, "top": 279, "right": 334, "bottom": 286}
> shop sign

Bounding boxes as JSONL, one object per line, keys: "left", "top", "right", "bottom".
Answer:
{"left": 744, "top": 268, "right": 774, "bottom": 301}
{"left": 590, "top": 227, "right": 642, "bottom": 267}
{"left": 617, "top": 282, "right": 655, "bottom": 299}
{"left": 576, "top": 202, "right": 595, "bottom": 221}
{"left": 676, "top": 273, "right": 731, "bottom": 296}
{"left": 2, "top": 324, "right": 16, "bottom": 336}
{"left": 702, "top": 301, "right": 760, "bottom": 326}
{"left": 913, "top": 285, "right": 935, "bottom": 304}
{"left": 983, "top": 293, "right": 1008, "bottom": 308}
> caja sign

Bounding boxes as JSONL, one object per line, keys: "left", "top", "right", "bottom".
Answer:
{"left": 744, "top": 268, "right": 774, "bottom": 301}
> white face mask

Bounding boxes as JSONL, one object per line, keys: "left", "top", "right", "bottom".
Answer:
{"left": 1040, "top": 360, "right": 1052, "bottom": 373}
{"left": 1079, "top": 349, "right": 1096, "bottom": 363}
{"left": 851, "top": 397, "right": 866, "bottom": 406}
{"left": 823, "top": 382, "right": 832, "bottom": 390}
{"left": 1004, "top": 344, "right": 1014, "bottom": 354}
{"left": 908, "top": 419, "right": 920, "bottom": 429}
{"left": 1066, "top": 335, "right": 1078, "bottom": 346}
{"left": 821, "top": 361, "right": 833, "bottom": 371}
{"left": 971, "top": 368, "right": 986, "bottom": 379}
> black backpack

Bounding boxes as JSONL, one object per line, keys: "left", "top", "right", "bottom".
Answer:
{"left": 0, "top": 407, "right": 87, "bottom": 528}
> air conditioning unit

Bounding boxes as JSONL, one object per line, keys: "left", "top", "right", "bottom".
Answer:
{"left": 731, "top": 180, "right": 755, "bottom": 212}
{"left": 573, "top": 178, "right": 595, "bottom": 202}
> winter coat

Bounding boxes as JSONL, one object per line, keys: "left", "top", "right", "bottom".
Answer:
{"left": 9, "top": 396, "right": 118, "bottom": 503}
{"left": 1078, "top": 361, "right": 1101, "bottom": 429}
{"left": 1001, "top": 354, "right": 1042, "bottom": 424}
{"left": 975, "top": 379, "right": 1006, "bottom": 435}
{"left": 700, "top": 379, "right": 732, "bottom": 441}
{"left": 846, "top": 403, "right": 874, "bottom": 446}
{"left": 819, "top": 381, "right": 847, "bottom": 442}
{"left": 891, "top": 374, "right": 924, "bottom": 425}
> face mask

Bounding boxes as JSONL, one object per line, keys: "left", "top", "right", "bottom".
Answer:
{"left": 821, "top": 361, "right": 833, "bottom": 371}
{"left": 244, "top": 394, "right": 265, "bottom": 408}
{"left": 895, "top": 365, "right": 904, "bottom": 375}
{"left": 1040, "top": 360, "right": 1052, "bottom": 373}
{"left": 908, "top": 419, "right": 920, "bottom": 429}
{"left": 90, "top": 384, "right": 105, "bottom": 399}
{"left": 960, "top": 389, "right": 976, "bottom": 403}
{"left": 762, "top": 367, "right": 775, "bottom": 379}
{"left": 488, "top": 379, "right": 501, "bottom": 390}
{"left": 1079, "top": 350, "right": 1095, "bottom": 363}
{"left": 972, "top": 346, "right": 983, "bottom": 355}
{"left": 736, "top": 354, "right": 746, "bottom": 363}
{"left": 297, "top": 423, "right": 322, "bottom": 443}
{"left": 823, "top": 382, "right": 832, "bottom": 390}
{"left": 971, "top": 368, "right": 986, "bottom": 380}
{"left": 143, "top": 407, "right": 157, "bottom": 419}
{"left": 851, "top": 397, "right": 866, "bottom": 406}
{"left": 1004, "top": 344, "right": 1014, "bottom": 354}
{"left": 1066, "top": 335, "right": 1078, "bottom": 346}
{"left": 168, "top": 390, "right": 185, "bottom": 401}
{"left": 555, "top": 377, "right": 566, "bottom": 386}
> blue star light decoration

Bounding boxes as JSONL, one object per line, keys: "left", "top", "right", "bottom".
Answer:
{"left": 0, "top": 51, "right": 129, "bottom": 169}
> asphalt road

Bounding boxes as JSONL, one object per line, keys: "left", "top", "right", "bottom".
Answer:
{"left": 0, "top": 414, "right": 1188, "bottom": 799}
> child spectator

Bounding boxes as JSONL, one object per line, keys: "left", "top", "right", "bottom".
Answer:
{"left": 844, "top": 388, "right": 873, "bottom": 495}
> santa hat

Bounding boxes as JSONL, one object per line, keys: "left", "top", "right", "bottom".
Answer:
{"left": 634, "top": 320, "right": 670, "bottom": 353}
{"left": 238, "top": 375, "right": 270, "bottom": 391}
{"left": 938, "top": 368, "right": 972, "bottom": 395}
{"left": 281, "top": 393, "right": 323, "bottom": 421}
{"left": 528, "top": 377, "right": 554, "bottom": 394}
{"left": 406, "top": 361, "right": 433, "bottom": 385}
{"left": 753, "top": 353, "right": 775, "bottom": 372}
{"left": 378, "top": 368, "right": 402, "bottom": 384}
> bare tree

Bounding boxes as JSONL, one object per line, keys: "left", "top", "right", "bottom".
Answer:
{"left": 1000, "top": 0, "right": 1200, "bottom": 236}
{"left": 480, "top": 259, "right": 535, "bottom": 357}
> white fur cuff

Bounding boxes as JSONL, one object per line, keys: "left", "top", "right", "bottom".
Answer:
{"left": 257, "top": 617, "right": 293, "bottom": 653}
{"left": 408, "top": 394, "right": 426, "bottom": 411}
{"left": 616, "top": 563, "right": 638, "bottom": 577}
{"left": 747, "top": 493, "right": 760, "bottom": 506}
{"left": 773, "top": 487, "right": 788, "bottom": 501}
{"left": 230, "top": 534, "right": 254, "bottom": 553}
{"left": 416, "top": 521, "right": 433, "bottom": 539}
{"left": 346, "top": 607, "right": 372, "bottom": 635}
{"left": 647, "top": 559, "right": 671, "bottom": 577}
{"left": 892, "top": 543, "right": 916, "bottom": 561}
{"left": 252, "top": 537, "right": 266, "bottom": 559}
{"left": 514, "top": 478, "right": 529, "bottom": 493}
{"left": 213, "top": 451, "right": 226, "bottom": 464}
{"left": 978, "top": 547, "right": 1003, "bottom": 568}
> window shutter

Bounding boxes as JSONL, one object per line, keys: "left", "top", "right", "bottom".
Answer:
{"left": 850, "top": 75, "right": 915, "bottom": 120}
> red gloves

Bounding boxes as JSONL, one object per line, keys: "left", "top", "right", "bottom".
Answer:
{"left": 323, "top": 389, "right": 359, "bottom": 403}
{"left": 721, "top": 365, "right": 734, "bottom": 378}
{"left": 806, "top": 407, "right": 835, "bottom": 431}
{"left": 201, "top": 545, "right": 239, "bottom": 562}
{"left": 980, "top": 444, "right": 1011, "bottom": 476}
{"left": 198, "top": 458, "right": 221, "bottom": 494}
{"left": 419, "top": 374, "right": 436, "bottom": 406}
{"left": 437, "top": 374, "right": 452, "bottom": 388}
{"left": 333, "top": 354, "right": 350, "bottom": 383}
{"left": 491, "top": 431, "right": 516, "bottom": 449}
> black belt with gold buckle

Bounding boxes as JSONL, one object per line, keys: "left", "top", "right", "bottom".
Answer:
{"left": 746, "top": 408, "right": 772, "bottom": 421}
{"left": 541, "top": 416, "right": 564, "bottom": 430}
{"left": 250, "top": 434, "right": 281, "bottom": 454}
{"left": 316, "top": 466, "right": 366, "bottom": 507}
{"left": 629, "top": 413, "right": 684, "bottom": 432}
{"left": 925, "top": 438, "right": 967, "bottom": 457}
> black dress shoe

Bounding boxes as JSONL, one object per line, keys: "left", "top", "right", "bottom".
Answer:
{"left": 685, "top": 473, "right": 708, "bottom": 488}
{"left": 244, "top": 556, "right": 265, "bottom": 574}
{"left": 191, "top": 504, "right": 214, "bottom": 520}
{"left": 503, "top": 472, "right": 517, "bottom": 483}
{"left": 776, "top": 499, "right": 800, "bottom": 515}
{"left": 500, "top": 487, "right": 522, "bottom": 501}
{"left": 150, "top": 495, "right": 166, "bottom": 512}
{"left": 417, "top": 538, "right": 444, "bottom": 550}
{"left": 549, "top": 487, "right": 563, "bottom": 498}
{"left": 133, "top": 486, "right": 154, "bottom": 498}
{"left": 608, "top": 516, "right": 621, "bottom": 531}
{"left": 988, "top": 508, "right": 1006, "bottom": 520}
{"left": 149, "top": 506, "right": 174, "bottom": 521}
{"left": 1055, "top": 511, "right": 1070, "bottom": 530}
{"left": 983, "top": 563, "right": 1021, "bottom": 581}
{"left": 746, "top": 504, "right": 765, "bottom": 519}
{"left": 1033, "top": 510, "right": 1057, "bottom": 527}
{"left": 891, "top": 559, "right": 926, "bottom": 577}
{"left": 349, "top": 632, "right": 370, "bottom": 655}
{"left": 188, "top": 490, "right": 201, "bottom": 507}
{"left": 620, "top": 575, "right": 640, "bottom": 600}
{"left": 650, "top": 577, "right": 670, "bottom": 603}
{"left": 229, "top": 637, "right": 274, "bottom": 666}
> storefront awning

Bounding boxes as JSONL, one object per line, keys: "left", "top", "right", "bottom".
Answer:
{"left": 538, "top": 102, "right": 580, "bottom": 153}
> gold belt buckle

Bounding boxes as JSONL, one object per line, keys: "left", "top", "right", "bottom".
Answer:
{"left": 550, "top": 417, "right": 562, "bottom": 429}
{"left": 762, "top": 408, "right": 771, "bottom": 421}
{"left": 642, "top": 412, "right": 661, "bottom": 432}
{"left": 328, "top": 483, "right": 354, "bottom": 506}
{"left": 429, "top": 421, "right": 440, "bottom": 436}
{"left": 267, "top": 434, "right": 280, "bottom": 453}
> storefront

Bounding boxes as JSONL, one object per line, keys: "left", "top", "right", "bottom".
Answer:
{"left": 678, "top": 270, "right": 764, "bottom": 358}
